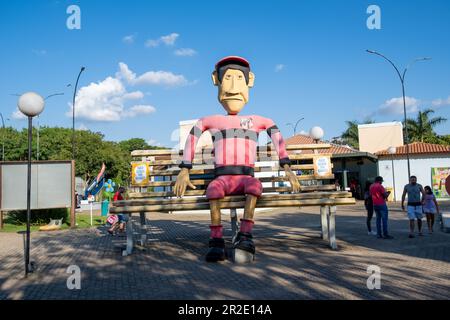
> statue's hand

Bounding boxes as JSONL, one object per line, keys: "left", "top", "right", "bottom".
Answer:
{"left": 284, "top": 165, "right": 300, "bottom": 193}
{"left": 174, "top": 168, "right": 196, "bottom": 197}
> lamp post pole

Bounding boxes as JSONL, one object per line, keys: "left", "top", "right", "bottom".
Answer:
{"left": 18, "top": 92, "right": 45, "bottom": 277}
{"left": 286, "top": 117, "right": 305, "bottom": 136}
{"left": 366, "top": 50, "right": 431, "bottom": 179}
{"left": 0, "top": 112, "right": 5, "bottom": 161}
{"left": 72, "top": 67, "right": 86, "bottom": 160}
{"left": 388, "top": 146, "right": 397, "bottom": 202}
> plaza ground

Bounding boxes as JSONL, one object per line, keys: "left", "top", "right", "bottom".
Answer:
{"left": 0, "top": 202, "right": 449, "bottom": 300}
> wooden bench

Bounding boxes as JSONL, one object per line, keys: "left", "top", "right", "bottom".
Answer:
{"left": 110, "top": 144, "right": 355, "bottom": 256}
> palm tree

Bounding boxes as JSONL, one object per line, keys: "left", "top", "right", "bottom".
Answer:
{"left": 341, "top": 119, "right": 374, "bottom": 149}
{"left": 405, "top": 108, "right": 447, "bottom": 143}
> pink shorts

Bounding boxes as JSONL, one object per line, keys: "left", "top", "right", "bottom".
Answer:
{"left": 206, "top": 175, "right": 263, "bottom": 200}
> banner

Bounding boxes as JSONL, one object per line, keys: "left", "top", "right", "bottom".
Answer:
{"left": 131, "top": 162, "right": 149, "bottom": 186}
{"left": 431, "top": 167, "right": 450, "bottom": 199}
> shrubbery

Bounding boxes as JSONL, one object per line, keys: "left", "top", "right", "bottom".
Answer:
{"left": 5, "top": 208, "right": 69, "bottom": 225}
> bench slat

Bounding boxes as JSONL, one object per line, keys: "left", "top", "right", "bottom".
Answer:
{"left": 137, "top": 153, "right": 332, "bottom": 166}
{"left": 135, "top": 174, "right": 335, "bottom": 187}
{"left": 127, "top": 184, "right": 338, "bottom": 198}
{"left": 110, "top": 197, "right": 355, "bottom": 213}
{"left": 146, "top": 164, "right": 318, "bottom": 177}
{"left": 113, "top": 191, "right": 352, "bottom": 207}
{"left": 131, "top": 144, "right": 332, "bottom": 157}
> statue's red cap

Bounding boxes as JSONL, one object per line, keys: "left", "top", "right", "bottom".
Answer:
{"left": 215, "top": 56, "right": 250, "bottom": 70}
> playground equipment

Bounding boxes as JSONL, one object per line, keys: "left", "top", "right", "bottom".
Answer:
{"left": 84, "top": 163, "right": 106, "bottom": 199}
{"left": 39, "top": 218, "right": 63, "bottom": 231}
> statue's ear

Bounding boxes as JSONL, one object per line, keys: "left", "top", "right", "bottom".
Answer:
{"left": 211, "top": 71, "right": 219, "bottom": 86}
{"left": 248, "top": 72, "right": 255, "bottom": 88}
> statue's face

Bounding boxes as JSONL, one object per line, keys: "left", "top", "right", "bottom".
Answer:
{"left": 215, "top": 68, "right": 254, "bottom": 115}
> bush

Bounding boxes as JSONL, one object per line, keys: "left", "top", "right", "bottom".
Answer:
{"left": 6, "top": 208, "right": 69, "bottom": 225}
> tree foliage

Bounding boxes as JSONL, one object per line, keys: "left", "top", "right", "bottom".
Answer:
{"left": 340, "top": 119, "right": 374, "bottom": 149}
{"left": 0, "top": 126, "right": 166, "bottom": 186}
{"left": 405, "top": 108, "right": 447, "bottom": 143}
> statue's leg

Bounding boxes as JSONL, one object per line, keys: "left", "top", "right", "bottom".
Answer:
{"left": 233, "top": 177, "right": 262, "bottom": 263}
{"left": 205, "top": 179, "right": 226, "bottom": 262}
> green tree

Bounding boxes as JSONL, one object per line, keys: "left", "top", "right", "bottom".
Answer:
{"left": 340, "top": 119, "right": 374, "bottom": 149}
{"left": 405, "top": 109, "right": 447, "bottom": 143}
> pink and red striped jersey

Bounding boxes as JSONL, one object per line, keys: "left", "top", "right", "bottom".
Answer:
{"left": 180, "top": 114, "right": 291, "bottom": 176}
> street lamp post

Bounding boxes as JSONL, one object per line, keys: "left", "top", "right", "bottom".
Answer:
{"left": 72, "top": 67, "right": 86, "bottom": 160}
{"left": 18, "top": 92, "right": 45, "bottom": 277}
{"left": 286, "top": 117, "right": 305, "bottom": 136}
{"left": 310, "top": 126, "right": 324, "bottom": 144}
{"left": 366, "top": 50, "right": 431, "bottom": 179}
{"left": 388, "top": 146, "right": 397, "bottom": 202}
{"left": 0, "top": 112, "right": 6, "bottom": 161}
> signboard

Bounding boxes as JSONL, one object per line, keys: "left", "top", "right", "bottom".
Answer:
{"left": 131, "top": 162, "right": 149, "bottom": 186}
{"left": 0, "top": 161, "right": 74, "bottom": 211}
{"left": 314, "top": 156, "right": 332, "bottom": 176}
{"left": 431, "top": 167, "right": 450, "bottom": 199}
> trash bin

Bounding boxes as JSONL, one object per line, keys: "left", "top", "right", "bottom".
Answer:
{"left": 101, "top": 200, "right": 109, "bottom": 217}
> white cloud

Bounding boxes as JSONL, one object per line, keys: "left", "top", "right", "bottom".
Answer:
{"left": 432, "top": 96, "right": 450, "bottom": 108}
{"left": 160, "top": 33, "right": 179, "bottom": 46}
{"left": 67, "top": 62, "right": 191, "bottom": 122}
{"left": 147, "top": 138, "right": 162, "bottom": 147}
{"left": 78, "top": 123, "right": 88, "bottom": 131}
{"left": 32, "top": 49, "right": 47, "bottom": 56}
{"left": 67, "top": 76, "right": 155, "bottom": 122}
{"left": 275, "top": 64, "right": 285, "bottom": 72}
{"left": 123, "top": 105, "right": 156, "bottom": 118}
{"left": 145, "top": 39, "right": 159, "bottom": 48}
{"left": 122, "top": 35, "right": 135, "bottom": 44}
{"left": 116, "top": 62, "right": 188, "bottom": 87}
{"left": 379, "top": 96, "right": 420, "bottom": 115}
{"left": 12, "top": 109, "right": 27, "bottom": 120}
{"left": 145, "top": 33, "right": 179, "bottom": 47}
{"left": 174, "top": 48, "right": 197, "bottom": 57}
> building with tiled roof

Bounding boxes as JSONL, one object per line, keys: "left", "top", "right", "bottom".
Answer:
{"left": 283, "top": 134, "right": 378, "bottom": 199}
{"left": 376, "top": 142, "right": 450, "bottom": 201}
{"left": 376, "top": 142, "right": 450, "bottom": 157}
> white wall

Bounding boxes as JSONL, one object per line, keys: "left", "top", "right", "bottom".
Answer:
{"left": 378, "top": 155, "right": 450, "bottom": 201}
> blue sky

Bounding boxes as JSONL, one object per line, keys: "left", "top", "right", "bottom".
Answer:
{"left": 1, "top": 0, "right": 449, "bottom": 148}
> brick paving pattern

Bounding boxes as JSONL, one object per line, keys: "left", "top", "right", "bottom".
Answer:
{"left": 0, "top": 202, "right": 449, "bottom": 300}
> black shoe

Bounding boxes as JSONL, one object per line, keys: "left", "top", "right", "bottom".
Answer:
{"left": 233, "top": 232, "right": 255, "bottom": 255}
{"left": 205, "top": 238, "right": 225, "bottom": 262}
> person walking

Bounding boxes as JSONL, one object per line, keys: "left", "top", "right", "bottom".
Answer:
{"left": 423, "top": 186, "right": 440, "bottom": 234}
{"left": 401, "top": 176, "right": 426, "bottom": 238}
{"left": 364, "top": 181, "right": 376, "bottom": 235}
{"left": 370, "top": 176, "right": 393, "bottom": 239}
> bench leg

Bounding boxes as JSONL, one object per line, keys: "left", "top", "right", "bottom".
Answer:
{"left": 139, "top": 212, "right": 147, "bottom": 246}
{"left": 328, "top": 206, "right": 337, "bottom": 250}
{"left": 123, "top": 214, "right": 134, "bottom": 256}
{"left": 230, "top": 208, "right": 239, "bottom": 243}
{"left": 320, "top": 206, "right": 329, "bottom": 241}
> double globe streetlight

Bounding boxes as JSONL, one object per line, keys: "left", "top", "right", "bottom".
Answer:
{"left": 17, "top": 92, "right": 45, "bottom": 276}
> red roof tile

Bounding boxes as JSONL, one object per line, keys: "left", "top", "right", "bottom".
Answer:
{"left": 284, "top": 134, "right": 359, "bottom": 155}
{"left": 376, "top": 142, "right": 450, "bottom": 156}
